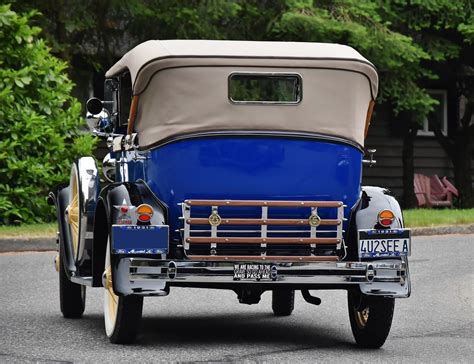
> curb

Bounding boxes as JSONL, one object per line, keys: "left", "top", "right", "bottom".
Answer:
{"left": 1, "top": 224, "right": 473, "bottom": 253}
{"left": 410, "top": 223, "right": 474, "bottom": 236}
{"left": 0, "top": 236, "right": 56, "bottom": 253}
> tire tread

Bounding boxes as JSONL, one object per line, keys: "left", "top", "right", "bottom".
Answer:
{"left": 108, "top": 295, "right": 144, "bottom": 344}
{"left": 348, "top": 291, "right": 395, "bottom": 348}
{"left": 272, "top": 290, "right": 295, "bottom": 316}
{"left": 59, "top": 257, "right": 85, "bottom": 319}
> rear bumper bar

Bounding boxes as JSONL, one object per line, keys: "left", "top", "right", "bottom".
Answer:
{"left": 112, "top": 257, "right": 411, "bottom": 298}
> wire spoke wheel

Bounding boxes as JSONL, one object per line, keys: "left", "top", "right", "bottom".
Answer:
{"left": 104, "top": 263, "right": 118, "bottom": 335}
{"left": 67, "top": 166, "right": 81, "bottom": 260}
{"left": 103, "top": 239, "right": 143, "bottom": 344}
{"left": 355, "top": 307, "right": 370, "bottom": 329}
{"left": 348, "top": 290, "right": 395, "bottom": 348}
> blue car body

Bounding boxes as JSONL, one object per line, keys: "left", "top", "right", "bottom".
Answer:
{"left": 122, "top": 136, "right": 363, "bottom": 242}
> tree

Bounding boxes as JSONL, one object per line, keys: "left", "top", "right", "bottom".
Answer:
{"left": 0, "top": 5, "right": 95, "bottom": 224}
{"left": 273, "top": 0, "right": 473, "bottom": 208}
{"left": 271, "top": 0, "right": 437, "bottom": 207}
{"left": 382, "top": 0, "right": 474, "bottom": 208}
{"left": 11, "top": 1, "right": 245, "bottom": 73}
{"left": 10, "top": 0, "right": 473, "bottom": 207}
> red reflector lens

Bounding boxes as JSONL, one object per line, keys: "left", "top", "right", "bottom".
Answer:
{"left": 138, "top": 214, "right": 151, "bottom": 222}
{"left": 378, "top": 210, "right": 395, "bottom": 227}
{"left": 136, "top": 204, "right": 154, "bottom": 224}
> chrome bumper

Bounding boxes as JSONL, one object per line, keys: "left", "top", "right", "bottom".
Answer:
{"left": 113, "top": 257, "right": 410, "bottom": 298}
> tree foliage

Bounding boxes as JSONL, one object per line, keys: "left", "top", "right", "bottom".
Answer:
{"left": 0, "top": 5, "right": 95, "bottom": 223}
{"left": 271, "top": 0, "right": 473, "bottom": 207}
{"left": 13, "top": 0, "right": 438, "bottom": 118}
{"left": 274, "top": 1, "right": 440, "bottom": 121}
{"left": 5, "top": 0, "right": 473, "bottom": 210}
{"left": 380, "top": 0, "right": 474, "bottom": 207}
{"left": 11, "top": 0, "right": 283, "bottom": 73}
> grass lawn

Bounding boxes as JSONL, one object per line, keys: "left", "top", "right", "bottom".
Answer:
{"left": 403, "top": 208, "right": 474, "bottom": 228}
{"left": 0, "top": 223, "right": 56, "bottom": 238}
{"left": 0, "top": 209, "right": 473, "bottom": 237}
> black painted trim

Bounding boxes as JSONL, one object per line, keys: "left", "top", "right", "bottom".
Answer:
{"left": 139, "top": 130, "right": 365, "bottom": 153}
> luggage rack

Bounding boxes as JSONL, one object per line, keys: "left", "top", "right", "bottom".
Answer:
{"left": 180, "top": 199, "right": 346, "bottom": 262}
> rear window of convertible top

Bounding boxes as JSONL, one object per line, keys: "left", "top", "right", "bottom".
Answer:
{"left": 228, "top": 73, "right": 301, "bottom": 104}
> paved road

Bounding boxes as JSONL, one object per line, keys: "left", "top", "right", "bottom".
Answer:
{"left": 1, "top": 234, "right": 473, "bottom": 363}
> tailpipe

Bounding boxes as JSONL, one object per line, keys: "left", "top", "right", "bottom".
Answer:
{"left": 301, "top": 289, "right": 321, "bottom": 305}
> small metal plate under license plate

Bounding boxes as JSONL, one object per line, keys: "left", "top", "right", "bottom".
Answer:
{"left": 358, "top": 229, "right": 411, "bottom": 258}
{"left": 233, "top": 264, "right": 276, "bottom": 281}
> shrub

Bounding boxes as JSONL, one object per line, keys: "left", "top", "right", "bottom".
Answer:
{"left": 0, "top": 5, "right": 95, "bottom": 224}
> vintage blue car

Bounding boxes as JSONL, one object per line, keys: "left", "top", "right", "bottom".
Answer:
{"left": 50, "top": 40, "right": 411, "bottom": 346}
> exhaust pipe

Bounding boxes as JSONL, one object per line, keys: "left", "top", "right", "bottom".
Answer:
{"left": 301, "top": 289, "right": 321, "bottom": 305}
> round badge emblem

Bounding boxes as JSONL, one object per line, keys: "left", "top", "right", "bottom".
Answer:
{"left": 208, "top": 212, "right": 222, "bottom": 226}
{"left": 308, "top": 214, "right": 321, "bottom": 227}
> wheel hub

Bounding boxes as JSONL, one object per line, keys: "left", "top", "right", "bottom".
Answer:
{"left": 103, "top": 266, "right": 113, "bottom": 290}
{"left": 54, "top": 254, "right": 60, "bottom": 272}
{"left": 355, "top": 307, "right": 370, "bottom": 329}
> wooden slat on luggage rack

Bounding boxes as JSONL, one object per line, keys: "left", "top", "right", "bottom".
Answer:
{"left": 187, "top": 255, "right": 339, "bottom": 262}
{"left": 185, "top": 199, "right": 343, "bottom": 207}
{"left": 185, "top": 237, "right": 340, "bottom": 244}
{"left": 186, "top": 218, "right": 342, "bottom": 226}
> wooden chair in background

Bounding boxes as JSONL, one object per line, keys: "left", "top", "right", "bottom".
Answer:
{"left": 414, "top": 173, "right": 428, "bottom": 207}
{"left": 441, "top": 176, "right": 459, "bottom": 198}
{"left": 428, "top": 175, "right": 453, "bottom": 207}
{"left": 414, "top": 173, "right": 455, "bottom": 208}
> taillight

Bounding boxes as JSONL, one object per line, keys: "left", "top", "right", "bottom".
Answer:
{"left": 136, "top": 204, "right": 153, "bottom": 223}
{"left": 378, "top": 209, "right": 395, "bottom": 227}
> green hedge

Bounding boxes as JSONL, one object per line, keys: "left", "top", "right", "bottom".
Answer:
{"left": 0, "top": 5, "right": 95, "bottom": 224}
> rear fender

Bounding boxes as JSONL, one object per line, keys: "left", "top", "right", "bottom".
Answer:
{"left": 347, "top": 186, "right": 409, "bottom": 298}
{"left": 346, "top": 186, "right": 404, "bottom": 260}
{"left": 356, "top": 186, "right": 404, "bottom": 229}
{"left": 91, "top": 180, "right": 167, "bottom": 287}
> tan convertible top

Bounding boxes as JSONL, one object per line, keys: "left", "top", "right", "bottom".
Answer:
{"left": 106, "top": 40, "right": 379, "bottom": 148}
{"left": 106, "top": 40, "right": 378, "bottom": 97}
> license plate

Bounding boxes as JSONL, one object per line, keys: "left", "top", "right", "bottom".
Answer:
{"left": 358, "top": 229, "right": 410, "bottom": 258}
{"left": 233, "top": 264, "right": 273, "bottom": 281}
{"left": 112, "top": 224, "right": 169, "bottom": 254}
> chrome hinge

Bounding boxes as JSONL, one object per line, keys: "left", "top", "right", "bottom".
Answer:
{"left": 362, "top": 148, "right": 376, "bottom": 167}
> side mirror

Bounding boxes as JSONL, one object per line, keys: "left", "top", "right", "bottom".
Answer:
{"left": 86, "top": 97, "right": 104, "bottom": 115}
{"left": 85, "top": 97, "right": 114, "bottom": 136}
